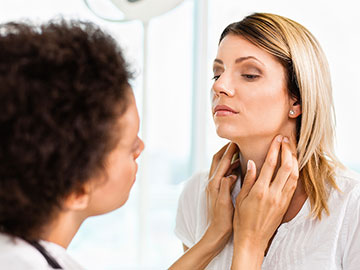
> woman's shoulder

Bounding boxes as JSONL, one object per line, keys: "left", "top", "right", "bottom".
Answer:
{"left": 328, "top": 168, "right": 360, "bottom": 216}
{"left": 177, "top": 170, "right": 210, "bottom": 217}
{"left": 180, "top": 170, "right": 210, "bottom": 196}
{"left": 334, "top": 168, "right": 360, "bottom": 197}
{"left": 0, "top": 233, "right": 48, "bottom": 269}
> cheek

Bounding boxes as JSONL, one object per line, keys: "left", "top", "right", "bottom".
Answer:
{"left": 104, "top": 159, "right": 135, "bottom": 205}
{"left": 244, "top": 78, "right": 289, "bottom": 118}
{"left": 215, "top": 87, "right": 289, "bottom": 138}
{"left": 98, "top": 155, "right": 135, "bottom": 200}
{"left": 111, "top": 157, "right": 136, "bottom": 187}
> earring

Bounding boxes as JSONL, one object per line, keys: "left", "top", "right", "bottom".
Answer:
{"left": 289, "top": 110, "right": 295, "bottom": 115}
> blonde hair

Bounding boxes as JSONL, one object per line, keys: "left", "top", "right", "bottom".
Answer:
{"left": 220, "top": 13, "right": 343, "bottom": 219}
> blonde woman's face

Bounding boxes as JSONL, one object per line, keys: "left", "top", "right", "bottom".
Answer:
{"left": 211, "top": 34, "right": 294, "bottom": 141}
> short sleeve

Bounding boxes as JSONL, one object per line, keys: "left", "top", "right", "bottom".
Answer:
{"left": 342, "top": 186, "right": 360, "bottom": 269}
{"left": 174, "top": 171, "right": 208, "bottom": 249}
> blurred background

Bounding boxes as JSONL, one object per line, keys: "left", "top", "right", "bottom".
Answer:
{"left": 1, "top": 0, "right": 359, "bottom": 269}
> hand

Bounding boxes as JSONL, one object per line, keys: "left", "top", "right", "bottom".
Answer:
{"left": 206, "top": 142, "right": 240, "bottom": 245}
{"left": 232, "top": 135, "right": 299, "bottom": 269}
{"left": 169, "top": 143, "right": 240, "bottom": 270}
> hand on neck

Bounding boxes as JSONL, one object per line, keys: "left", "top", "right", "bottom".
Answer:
{"left": 232, "top": 127, "right": 307, "bottom": 224}
{"left": 233, "top": 126, "right": 297, "bottom": 180}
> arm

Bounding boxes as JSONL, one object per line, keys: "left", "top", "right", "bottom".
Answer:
{"left": 170, "top": 136, "right": 299, "bottom": 270}
{"left": 170, "top": 225, "right": 232, "bottom": 270}
{"left": 170, "top": 143, "right": 239, "bottom": 269}
{"left": 232, "top": 136, "right": 298, "bottom": 269}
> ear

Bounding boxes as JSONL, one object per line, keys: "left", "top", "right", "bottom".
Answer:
{"left": 63, "top": 182, "right": 92, "bottom": 211}
{"left": 289, "top": 97, "right": 302, "bottom": 118}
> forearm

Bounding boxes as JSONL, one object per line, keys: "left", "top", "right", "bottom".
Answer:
{"left": 231, "top": 238, "right": 264, "bottom": 270}
{"left": 169, "top": 227, "right": 230, "bottom": 270}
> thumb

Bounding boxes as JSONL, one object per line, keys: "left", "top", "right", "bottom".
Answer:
{"left": 236, "top": 160, "right": 256, "bottom": 204}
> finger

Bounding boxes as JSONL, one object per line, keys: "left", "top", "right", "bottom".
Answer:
{"left": 257, "top": 135, "right": 282, "bottom": 186}
{"left": 218, "top": 175, "right": 238, "bottom": 203}
{"left": 270, "top": 137, "right": 293, "bottom": 191}
{"left": 225, "top": 158, "right": 240, "bottom": 177}
{"left": 235, "top": 160, "right": 256, "bottom": 204}
{"left": 282, "top": 155, "right": 299, "bottom": 197}
{"left": 210, "top": 143, "right": 230, "bottom": 176}
{"left": 212, "top": 143, "right": 238, "bottom": 188}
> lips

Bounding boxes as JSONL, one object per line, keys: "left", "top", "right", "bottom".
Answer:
{"left": 213, "top": 105, "right": 239, "bottom": 116}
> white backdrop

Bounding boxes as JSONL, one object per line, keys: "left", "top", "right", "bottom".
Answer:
{"left": 205, "top": 0, "right": 360, "bottom": 172}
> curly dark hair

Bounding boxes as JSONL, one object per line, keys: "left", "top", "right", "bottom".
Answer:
{"left": 0, "top": 20, "right": 133, "bottom": 239}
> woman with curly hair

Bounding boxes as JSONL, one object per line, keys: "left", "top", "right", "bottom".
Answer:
{"left": 0, "top": 19, "right": 297, "bottom": 269}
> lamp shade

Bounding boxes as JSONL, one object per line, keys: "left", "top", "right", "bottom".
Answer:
{"left": 109, "top": 0, "right": 184, "bottom": 22}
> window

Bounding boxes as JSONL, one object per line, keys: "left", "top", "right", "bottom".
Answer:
{"left": 1, "top": 0, "right": 194, "bottom": 268}
{"left": 206, "top": 0, "right": 360, "bottom": 173}
{"left": 1, "top": 0, "right": 359, "bottom": 269}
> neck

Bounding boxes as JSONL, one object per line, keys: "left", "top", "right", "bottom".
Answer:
{"left": 236, "top": 135, "right": 275, "bottom": 179}
{"left": 233, "top": 128, "right": 307, "bottom": 224}
{"left": 40, "top": 210, "right": 86, "bottom": 249}
{"left": 234, "top": 122, "right": 297, "bottom": 179}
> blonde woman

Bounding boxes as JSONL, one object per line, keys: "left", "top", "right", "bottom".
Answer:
{"left": 175, "top": 13, "right": 360, "bottom": 269}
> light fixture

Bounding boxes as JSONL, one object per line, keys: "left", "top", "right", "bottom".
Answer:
{"left": 109, "top": 0, "right": 184, "bottom": 22}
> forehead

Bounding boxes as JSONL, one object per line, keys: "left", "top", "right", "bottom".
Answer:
{"left": 216, "top": 34, "right": 280, "bottom": 67}
{"left": 117, "top": 93, "right": 139, "bottom": 145}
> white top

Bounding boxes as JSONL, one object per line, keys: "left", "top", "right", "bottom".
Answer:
{"left": 0, "top": 233, "right": 84, "bottom": 270}
{"left": 175, "top": 169, "right": 360, "bottom": 270}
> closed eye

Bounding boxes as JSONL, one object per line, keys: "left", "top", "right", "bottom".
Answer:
{"left": 242, "top": 74, "right": 260, "bottom": 81}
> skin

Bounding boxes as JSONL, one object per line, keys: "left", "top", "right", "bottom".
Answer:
{"left": 211, "top": 34, "right": 307, "bottom": 227}
{"left": 232, "top": 136, "right": 299, "bottom": 269}
{"left": 176, "top": 33, "right": 307, "bottom": 269}
{"left": 40, "top": 35, "right": 305, "bottom": 268}
{"left": 42, "top": 89, "right": 296, "bottom": 270}
{"left": 41, "top": 91, "right": 144, "bottom": 248}
{"left": 173, "top": 137, "right": 299, "bottom": 270}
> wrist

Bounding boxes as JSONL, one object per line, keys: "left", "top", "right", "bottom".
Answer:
{"left": 232, "top": 238, "right": 264, "bottom": 270}
{"left": 233, "top": 229, "right": 267, "bottom": 251}
{"left": 201, "top": 224, "right": 232, "bottom": 252}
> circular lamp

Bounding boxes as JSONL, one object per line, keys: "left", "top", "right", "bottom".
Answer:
{"left": 109, "top": 0, "right": 184, "bottom": 22}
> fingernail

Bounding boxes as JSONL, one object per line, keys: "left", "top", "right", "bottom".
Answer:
{"left": 229, "top": 174, "right": 237, "bottom": 180}
{"left": 247, "top": 160, "right": 253, "bottom": 171}
{"left": 276, "top": 135, "right": 282, "bottom": 143}
{"left": 283, "top": 137, "right": 289, "bottom": 143}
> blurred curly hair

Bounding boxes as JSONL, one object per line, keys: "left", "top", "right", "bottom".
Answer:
{"left": 0, "top": 20, "right": 133, "bottom": 239}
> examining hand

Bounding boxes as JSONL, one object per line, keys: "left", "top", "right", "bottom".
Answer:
{"left": 170, "top": 135, "right": 299, "bottom": 270}
{"left": 232, "top": 135, "right": 299, "bottom": 269}
{"left": 169, "top": 142, "right": 240, "bottom": 270}
{"left": 206, "top": 142, "right": 240, "bottom": 243}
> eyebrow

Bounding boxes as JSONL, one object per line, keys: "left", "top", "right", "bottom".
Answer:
{"left": 213, "top": 56, "right": 264, "bottom": 66}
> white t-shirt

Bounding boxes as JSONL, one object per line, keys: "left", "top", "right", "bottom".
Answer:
{"left": 0, "top": 233, "right": 84, "bottom": 270}
{"left": 175, "top": 169, "right": 360, "bottom": 270}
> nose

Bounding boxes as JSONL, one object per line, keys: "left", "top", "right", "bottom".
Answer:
{"left": 212, "top": 72, "right": 235, "bottom": 97}
{"left": 135, "top": 138, "right": 145, "bottom": 160}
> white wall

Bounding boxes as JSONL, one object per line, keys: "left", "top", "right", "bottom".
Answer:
{"left": 205, "top": 0, "right": 360, "bottom": 172}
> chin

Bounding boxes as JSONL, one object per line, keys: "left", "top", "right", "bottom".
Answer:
{"left": 117, "top": 194, "right": 130, "bottom": 209}
{"left": 215, "top": 124, "right": 242, "bottom": 141}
